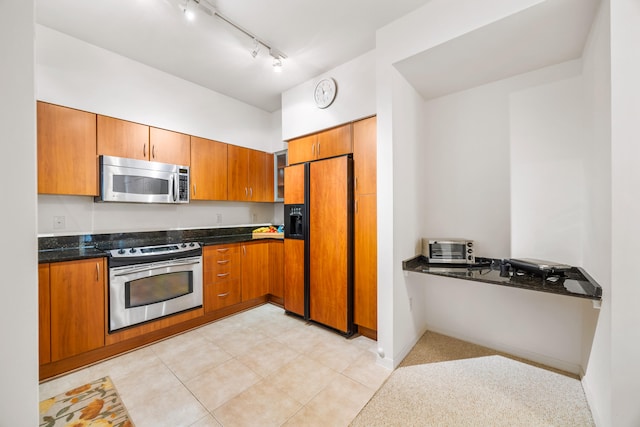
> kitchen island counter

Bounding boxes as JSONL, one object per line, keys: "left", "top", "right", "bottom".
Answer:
{"left": 403, "top": 255, "right": 602, "bottom": 301}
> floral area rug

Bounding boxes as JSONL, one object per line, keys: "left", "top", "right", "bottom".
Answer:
{"left": 39, "top": 376, "right": 134, "bottom": 427}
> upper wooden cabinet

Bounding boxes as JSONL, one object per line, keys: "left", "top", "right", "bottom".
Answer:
{"left": 228, "top": 145, "right": 274, "bottom": 202}
{"left": 287, "top": 124, "right": 352, "bottom": 165}
{"left": 190, "top": 136, "right": 228, "bottom": 200}
{"left": 353, "top": 116, "right": 377, "bottom": 195}
{"left": 97, "top": 115, "right": 149, "bottom": 161}
{"left": 150, "top": 127, "right": 190, "bottom": 166}
{"left": 37, "top": 101, "right": 98, "bottom": 196}
{"left": 97, "top": 116, "right": 190, "bottom": 165}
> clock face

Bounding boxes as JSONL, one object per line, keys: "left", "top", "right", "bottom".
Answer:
{"left": 314, "top": 78, "right": 337, "bottom": 109}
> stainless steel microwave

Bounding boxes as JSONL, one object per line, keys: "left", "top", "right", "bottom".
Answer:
{"left": 422, "top": 238, "right": 475, "bottom": 264}
{"left": 96, "top": 155, "right": 189, "bottom": 204}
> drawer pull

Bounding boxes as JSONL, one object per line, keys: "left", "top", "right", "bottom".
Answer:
{"left": 217, "top": 292, "right": 230, "bottom": 298}
{"left": 217, "top": 273, "right": 230, "bottom": 278}
{"left": 217, "top": 260, "right": 230, "bottom": 265}
{"left": 217, "top": 248, "right": 229, "bottom": 253}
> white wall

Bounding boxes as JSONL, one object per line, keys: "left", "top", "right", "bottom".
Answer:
{"left": 281, "top": 50, "right": 376, "bottom": 140}
{"left": 0, "top": 0, "right": 39, "bottom": 424}
{"left": 510, "top": 66, "right": 586, "bottom": 265}
{"left": 36, "top": 25, "right": 284, "bottom": 235}
{"left": 609, "top": 0, "right": 640, "bottom": 425}
{"left": 580, "top": 1, "right": 612, "bottom": 424}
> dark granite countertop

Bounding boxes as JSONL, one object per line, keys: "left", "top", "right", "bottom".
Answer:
{"left": 403, "top": 255, "right": 602, "bottom": 301}
{"left": 38, "top": 226, "right": 281, "bottom": 264}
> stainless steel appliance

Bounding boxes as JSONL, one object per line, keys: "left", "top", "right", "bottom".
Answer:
{"left": 107, "top": 242, "right": 202, "bottom": 332}
{"left": 423, "top": 238, "right": 475, "bottom": 264}
{"left": 283, "top": 155, "right": 354, "bottom": 336}
{"left": 96, "top": 155, "right": 190, "bottom": 204}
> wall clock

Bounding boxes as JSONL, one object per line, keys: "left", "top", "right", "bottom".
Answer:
{"left": 314, "top": 78, "right": 337, "bottom": 109}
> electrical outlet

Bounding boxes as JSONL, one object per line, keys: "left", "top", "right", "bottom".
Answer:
{"left": 53, "top": 216, "right": 66, "bottom": 230}
{"left": 216, "top": 213, "right": 222, "bottom": 224}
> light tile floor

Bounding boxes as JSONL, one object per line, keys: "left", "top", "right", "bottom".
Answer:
{"left": 39, "top": 304, "right": 391, "bottom": 427}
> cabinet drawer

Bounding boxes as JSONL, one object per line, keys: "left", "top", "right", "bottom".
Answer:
{"left": 205, "top": 260, "right": 241, "bottom": 283}
{"left": 204, "top": 279, "right": 241, "bottom": 312}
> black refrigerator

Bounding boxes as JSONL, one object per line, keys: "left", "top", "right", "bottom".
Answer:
{"left": 283, "top": 155, "right": 354, "bottom": 336}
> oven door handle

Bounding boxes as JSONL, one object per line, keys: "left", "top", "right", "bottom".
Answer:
{"left": 113, "top": 259, "right": 201, "bottom": 276}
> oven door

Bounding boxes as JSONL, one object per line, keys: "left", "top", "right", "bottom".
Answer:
{"left": 109, "top": 256, "right": 203, "bottom": 332}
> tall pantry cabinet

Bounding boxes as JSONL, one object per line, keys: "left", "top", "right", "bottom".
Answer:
{"left": 353, "top": 117, "right": 377, "bottom": 339}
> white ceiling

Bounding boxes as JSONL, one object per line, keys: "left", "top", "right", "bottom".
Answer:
{"left": 36, "top": 0, "right": 432, "bottom": 112}
{"left": 395, "top": 0, "right": 601, "bottom": 100}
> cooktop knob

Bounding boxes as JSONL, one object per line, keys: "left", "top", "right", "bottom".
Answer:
{"left": 129, "top": 248, "right": 137, "bottom": 253}
{"left": 117, "top": 248, "right": 125, "bottom": 255}
{"left": 189, "top": 242, "right": 195, "bottom": 247}
{"left": 181, "top": 243, "right": 187, "bottom": 248}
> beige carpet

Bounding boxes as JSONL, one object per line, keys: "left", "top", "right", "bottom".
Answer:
{"left": 351, "top": 355, "right": 593, "bottom": 426}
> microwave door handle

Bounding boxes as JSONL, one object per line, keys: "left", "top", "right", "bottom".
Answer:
{"left": 113, "top": 259, "right": 201, "bottom": 276}
{"left": 171, "top": 175, "right": 177, "bottom": 202}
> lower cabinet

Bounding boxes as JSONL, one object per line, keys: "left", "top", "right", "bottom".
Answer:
{"left": 241, "top": 241, "right": 270, "bottom": 301}
{"left": 269, "top": 241, "right": 284, "bottom": 301}
{"left": 203, "top": 244, "right": 242, "bottom": 312}
{"left": 40, "top": 258, "right": 106, "bottom": 363}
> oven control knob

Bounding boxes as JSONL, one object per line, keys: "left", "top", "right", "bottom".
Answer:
{"left": 117, "top": 248, "right": 125, "bottom": 255}
{"left": 181, "top": 243, "right": 187, "bottom": 248}
{"left": 190, "top": 242, "right": 195, "bottom": 247}
{"left": 129, "top": 248, "right": 137, "bottom": 253}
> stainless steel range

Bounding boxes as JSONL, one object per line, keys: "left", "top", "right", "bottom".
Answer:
{"left": 107, "top": 242, "right": 203, "bottom": 332}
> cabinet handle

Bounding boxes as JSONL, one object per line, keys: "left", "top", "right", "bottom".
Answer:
{"left": 312, "top": 143, "right": 316, "bottom": 157}
{"left": 245, "top": 187, "right": 248, "bottom": 197}
{"left": 217, "top": 248, "right": 229, "bottom": 253}
{"left": 217, "top": 292, "right": 229, "bottom": 298}
{"left": 242, "top": 245, "right": 246, "bottom": 255}
{"left": 152, "top": 144, "right": 156, "bottom": 159}
{"left": 217, "top": 272, "right": 230, "bottom": 278}
{"left": 96, "top": 262, "right": 100, "bottom": 281}
{"left": 249, "top": 187, "right": 253, "bottom": 198}
{"left": 193, "top": 183, "right": 196, "bottom": 197}
{"left": 217, "top": 259, "right": 230, "bottom": 265}
{"left": 318, "top": 142, "right": 321, "bottom": 157}
{"left": 143, "top": 144, "right": 146, "bottom": 158}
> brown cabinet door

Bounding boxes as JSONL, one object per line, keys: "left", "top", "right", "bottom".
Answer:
{"left": 190, "top": 136, "right": 228, "bottom": 200}
{"left": 50, "top": 258, "right": 105, "bottom": 362}
{"left": 316, "top": 124, "right": 352, "bottom": 160}
{"left": 287, "top": 134, "right": 317, "bottom": 165}
{"left": 203, "top": 245, "right": 241, "bottom": 312}
{"left": 241, "top": 242, "right": 270, "bottom": 301}
{"left": 354, "top": 194, "right": 377, "bottom": 331}
{"left": 97, "top": 115, "right": 149, "bottom": 160}
{"left": 38, "top": 264, "right": 51, "bottom": 365}
{"left": 309, "top": 156, "right": 350, "bottom": 333}
{"left": 248, "top": 149, "right": 274, "bottom": 202}
{"left": 37, "top": 102, "right": 98, "bottom": 196}
{"left": 269, "top": 241, "right": 284, "bottom": 300}
{"left": 284, "top": 163, "right": 305, "bottom": 204}
{"left": 353, "top": 117, "right": 376, "bottom": 195}
{"left": 227, "top": 145, "right": 249, "bottom": 201}
{"left": 284, "top": 238, "right": 305, "bottom": 316}
{"left": 150, "top": 127, "right": 190, "bottom": 166}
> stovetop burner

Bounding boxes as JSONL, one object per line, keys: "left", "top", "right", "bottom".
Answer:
{"left": 107, "top": 242, "right": 202, "bottom": 267}
{"left": 108, "top": 242, "right": 201, "bottom": 258}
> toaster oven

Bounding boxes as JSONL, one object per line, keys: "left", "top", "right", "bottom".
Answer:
{"left": 422, "top": 238, "right": 475, "bottom": 264}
